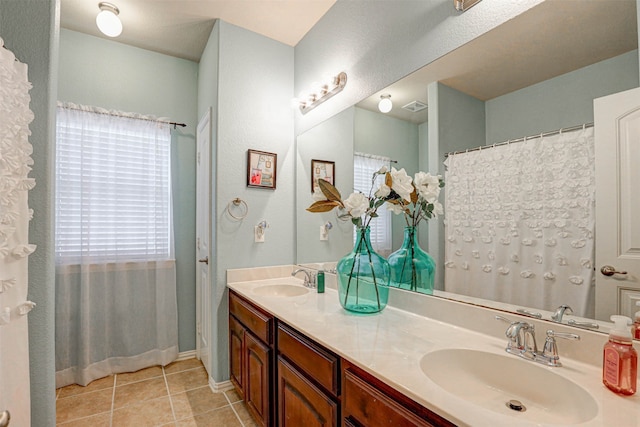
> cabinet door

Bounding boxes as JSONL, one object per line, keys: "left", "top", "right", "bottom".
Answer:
{"left": 229, "top": 316, "right": 245, "bottom": 397}
{"left": 246, "top": 332, "right": 272, "bottom": 427}
{"left": 278, "top": 357, "right": 338, "bottom": 427}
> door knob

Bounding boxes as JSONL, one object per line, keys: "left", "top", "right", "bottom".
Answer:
{"left": 600, "top": 265, "right": 627, "bottom": 277}
{"left": 198, "top": 257, "right": 209, "bottom": 265}
{"left": 0, "top": 410, "right": 10, "bottom": 427}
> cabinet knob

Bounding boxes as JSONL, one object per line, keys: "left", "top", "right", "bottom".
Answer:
{"left": 198, "top": 257, "right": 209, "bottom": 265}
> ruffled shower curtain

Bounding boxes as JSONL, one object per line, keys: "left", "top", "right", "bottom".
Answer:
{"left": 444, "top": 127, "right": 595, "bottom": 317}
{"left": 55, "top": 104, "right": 178, "bottom": 387}
{"left": 0, "top": 37, "right": 36, "bottom": 426}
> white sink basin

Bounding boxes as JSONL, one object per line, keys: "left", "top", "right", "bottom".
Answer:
{"left": 419, "top": 349, "right": 598, "bottom": 425}
{"left": 252, "top": 284, "right": 309, "bottom": 297}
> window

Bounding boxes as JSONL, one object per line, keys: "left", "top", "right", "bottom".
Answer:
{"left": 55, "top": 104, "right": 172, "bottom": 264}
{"left": 354, "top": 152, "right": 392, "bottom": 255}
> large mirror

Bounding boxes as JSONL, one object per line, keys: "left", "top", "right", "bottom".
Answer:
{"left": 296, "top": 1, "right": 639, "bottom": 333}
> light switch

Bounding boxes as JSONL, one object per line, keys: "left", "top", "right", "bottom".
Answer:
{"left": 320, "top": 225, "right": 328, "bottom": 241}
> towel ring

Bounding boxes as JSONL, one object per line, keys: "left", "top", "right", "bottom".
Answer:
{"left": 227, "top": 198, "right": 248, "bottom": 220}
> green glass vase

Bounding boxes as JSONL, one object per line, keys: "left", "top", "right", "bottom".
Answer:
{"left": 388, "top": 226, "right": 435, "bottom": 294}
{"left": 336, "top": 226, "right": 390, "bottom": 314}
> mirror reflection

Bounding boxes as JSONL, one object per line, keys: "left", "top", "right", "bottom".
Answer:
{"left": 295, "top": 1, "right": 639, "bottom": 333}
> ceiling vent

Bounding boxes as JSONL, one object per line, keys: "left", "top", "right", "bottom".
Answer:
{"left": 402, "top": 100, "right": 428, "bottom": 113}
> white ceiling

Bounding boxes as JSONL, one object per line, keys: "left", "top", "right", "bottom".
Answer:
{"left": 60, "top": 0, "right": 337, "bottom": 62}
{"left": 358, "top": 0, "right": 638, "bottom": 124}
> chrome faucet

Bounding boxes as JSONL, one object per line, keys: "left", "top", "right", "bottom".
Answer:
{"left": 496, "top": 316, "right": 579, "bottom": 367}
{"left": 551, "top": 304, "right": 573, "bottom": 323}
{"left": 291, "top": 268, "right": 315, "bottom": 288}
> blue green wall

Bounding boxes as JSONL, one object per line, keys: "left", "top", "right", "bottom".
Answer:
{"left": 486, "top": 50, "right": 639, "bottom": 143}
{"left": 57, "top": 29, "right": 199, "bottom": 353}
{"left": 198, "top": 20, "right": 295, "bottom": 383}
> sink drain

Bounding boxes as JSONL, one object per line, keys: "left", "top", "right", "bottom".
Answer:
{"left": 506, "top": 399, "right": 526, "bottom": 412}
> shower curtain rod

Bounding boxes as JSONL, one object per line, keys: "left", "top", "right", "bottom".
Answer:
{"left": 444, "top": 122, "right": 594, "bottom": 159}
{"left": 58, "top": 102, "right": 187, "bottom": 129}
{"left": 355, "top": 151, "right": 398, "bottom": 164}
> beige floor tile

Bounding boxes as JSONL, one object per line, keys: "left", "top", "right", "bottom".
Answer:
{"left": 117, "top": 365, "right": 164, "bottom": 385}
{"left": 224, "top": 388, "right": 242, "bottom": 404}
{"left": 232, "top": 402, "right": 259, "bottom": 427}
{"left": 57, "top": 375, "right": 115, "bottom": 399}
{"left": 56, "top": 389, "right": 113, "bottom": 424}
{"left": 175, "top": 406, "right": 242, "bottom": 427}
{"left": 166, "top": 367, "right": 209, "bottom": 394}
{"left": 163, "top": 358, "right": 204, "bottom": 375}
{"left": 111, "top": 396, "right": 174, "bottom": 426}
{"left": 114, "top": 377, "right": 168, "bottom": 409}
{"left": 56, "top": 412, "right": 111, "bottom": 426}
{"left": 171, "top": 386, "right": 229, "bottom": 421}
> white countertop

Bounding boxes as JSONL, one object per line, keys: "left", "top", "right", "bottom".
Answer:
{"left": 227, "top": 266, "right": 640, "bottom": 427}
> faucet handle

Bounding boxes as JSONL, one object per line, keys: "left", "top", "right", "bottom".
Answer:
{"left": 541, "top": 330, "right": 580, "bottom": 367}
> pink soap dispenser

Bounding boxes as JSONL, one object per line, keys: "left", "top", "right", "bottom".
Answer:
{"left": 603, "top": 315, "right": 637, "bottom": 395}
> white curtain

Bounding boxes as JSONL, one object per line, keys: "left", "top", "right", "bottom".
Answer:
{"left": 55, "top": 103, "right": 178, "bottom": 387}
{"left": 0, "top": 38, "right": 35, "bottom": 426}
{"left": 354, "top": 152, "right": 392, "bottom": 256}
{"left": 444, "top": 127, "right": 595, "bottom": 317}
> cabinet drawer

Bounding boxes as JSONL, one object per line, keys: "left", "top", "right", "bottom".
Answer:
{"left": 229, "top": 291, "right": 273, "bottom": 344}
{"left": 278, "top": 323, "right": 340, "bottom": 396}
{"left": 343, "top": 364, "right": 456, "bottom": 427}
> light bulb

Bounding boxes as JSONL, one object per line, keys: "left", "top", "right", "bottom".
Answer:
{"left": 96, "top": 3, "right": 122, "bottom": 37}
{"left": 378, "top": 95, "right": 392, "bottom": 113}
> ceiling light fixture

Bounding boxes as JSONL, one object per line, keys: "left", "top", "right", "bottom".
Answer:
{"left": 378, "top": 94, "right": 392, "bottom": 113}
{"left": 454, "top": 0, "right": 483, "bottom": 12}
{"left": 96, "top": 2, "right": 122, "bottom": 38}
{"left": 296, "top": 72, "right": 347, "bottom": 114}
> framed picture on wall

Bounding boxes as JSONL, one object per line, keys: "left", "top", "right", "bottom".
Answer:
{"left": 311, "top": 159, "right": 335, "bottom": 193}
{"left": 247, "top": 149, "right": 277, "bottom": 189}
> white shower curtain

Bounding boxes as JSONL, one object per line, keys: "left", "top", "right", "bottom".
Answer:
{"left": 444, "top": 127, "right": 595, "bottom": 317}
{"left": 55, "top": 104, "right": 179, "bottom": 387}
{"left": 0, "top": 37, "right": 36, "bottom": 426}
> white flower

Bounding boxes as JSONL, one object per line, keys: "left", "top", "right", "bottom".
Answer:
{"left": 390, "top": 167, "right": 413, "bottom": 202}
{"left": 343, "top": 192, "right": 369, "bottom": 218}
{"left": 377, "top": 165, "right": 388, "bottom": 174}
{"left": 374, "top": 183, "right": 391, "bottom": 198}
{"left": 414, "top": 172, "right": 440, "bottom": 202}
{"left": 312, "top": 190, "right": 326, "bottom": 201}
{"left": 432, "top": 201, "right": 444, "bottom": 217}
{"left": 387, "top": 203, "right": 405, "bottom": 215}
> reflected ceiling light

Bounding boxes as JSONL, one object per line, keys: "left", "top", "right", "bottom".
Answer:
{"left": 378, "top": 94, "right": 392, "bottom": 113}
{"left": 96, "top": 2, "right": 122, "bottom": 37}
{"left": 295, "top": 72, "right": 348, "bottom": 115}
{"left": 454, "top": 0, "right": 482, "bottom": 12}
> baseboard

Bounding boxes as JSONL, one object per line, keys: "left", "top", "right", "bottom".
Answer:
{"left": 176, "top": 350, "right": 197, "bottom": 361}
{"left": 209, "top": 377, "right": 234, "bottom": 393}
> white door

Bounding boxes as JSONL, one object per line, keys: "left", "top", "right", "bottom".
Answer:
{"left": 196, "top": 109, "right": 212, "bottom": 374}
{"left": 594, "top": 86, "right": 640, "bottom": 321}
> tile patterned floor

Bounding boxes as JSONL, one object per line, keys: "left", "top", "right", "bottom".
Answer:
{"left": 56, "top": 359, "right": 258, "bottom": 426}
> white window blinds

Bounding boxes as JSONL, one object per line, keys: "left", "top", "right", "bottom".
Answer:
{"left": 354, "top": 152, "right": 392, "bottom": 254}
{"left": 55, "top": 104, "right": 173, "bottom": 264}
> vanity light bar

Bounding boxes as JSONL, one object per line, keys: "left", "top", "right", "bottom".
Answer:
{"left": 298, "top": 72, "right": 347, "bottom": 115}
{"left": 454, "top": 0, "right": 482, "bottom": 12}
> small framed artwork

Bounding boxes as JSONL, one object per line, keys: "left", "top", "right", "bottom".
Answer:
{"left": 311, "top": 159, "right": 335, "bottom": 193}
{"left": 247, "top": 149, "right": 277, "bottom": 189}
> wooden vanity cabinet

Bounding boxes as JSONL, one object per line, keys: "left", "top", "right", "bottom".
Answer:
{"left": 229, "top": 291, "right": 274, "bottom": 427}
{"left": 276, "top": 322, "right": 340, "bottom": 427}
{"left": 342, "top": 361, "right": 456, "bottom": 427}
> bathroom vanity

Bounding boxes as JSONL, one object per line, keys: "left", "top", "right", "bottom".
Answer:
{"left": 227, "top": 266, "right": 640, "bottom": 427}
